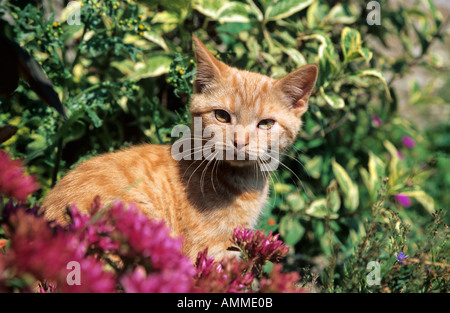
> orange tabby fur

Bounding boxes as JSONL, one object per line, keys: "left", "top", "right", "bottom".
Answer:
{"left": 41, "top": 35, "right": 318, "bottom": 261}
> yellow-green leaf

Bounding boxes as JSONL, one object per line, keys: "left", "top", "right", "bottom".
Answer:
{"left": 286, "top": 193, "right": 305, "bottom": 212}
{"left": 193, "top": 0, "right": 252, "bottom": 23}
{"left": 326, "top": 179, "right": 341, "bottom": 214}
{"left": 383, "top": 140, "right": 400, "bottom": 185}
{"left": 279, "top": 216, "right": 305, "bottom": 246}
{"left": 265, "top": 0, "right": 314, "bottom": 21}
{"left": 367, "top": 152, "right": 386, "bottom": 201}
{"left": 355, "top": 69, "right": 391, "bottom": 100}
{"left": 341, "top": 27, "right": 362, "bottom": 63}
{"left": 131, "top": 55, "right": 173, "bottom": 80}
{"left": 305, "top": 155, "right": 323, "bottom": 179}
{"left": 306, "top": 198, "right": 338, "bottom": 219}
{"left": 402, "top": 190, "right": 435, "bottom": 214}
{"left": 331, "top": 158, "right": 359, "bottom": 211}
{"left": 320, "top": 87, "right": 345, "bottom": 109}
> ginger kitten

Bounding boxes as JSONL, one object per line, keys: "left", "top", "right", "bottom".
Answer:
{"left": 41, "top": 36, "right": 318, "bottom": 260}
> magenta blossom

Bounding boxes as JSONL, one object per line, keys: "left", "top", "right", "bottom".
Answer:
{"left": 62, "top": 257, "right": 116, "bottom": 293}
{"left": 395, "top": 194, "right": 411, "bottom": 207}
{"left": 401, "top": 136, "right": 416, "bottom": 149}
{"left": 232, "top": 226, "right": 289, "bottom": 267}
{"left": 121, "top": 265, "right": 194, "bottom": 293}
{"left": 0, "top": 150, "right": 39, "bottom": 201}
{"left": 372, "top": 115, "right": 383, "bottom": 127}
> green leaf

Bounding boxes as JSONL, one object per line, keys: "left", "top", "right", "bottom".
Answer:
{"left": 306, "top": 198, "right": 338, "bottom": 219}
{"left": 280, "top": 47, "right": 307, "bottom": 67}
{"left": 131, "top": 55, "right": 173, "bottom": 80}
{"left": 326, "top": 179, "right": 341, "bottom": 214}
{"left": 306, "top": 0, "right": 329, "bottom": 29}
{"left": 218, "top": 2, "right": 253, "bottom": 23}
{"left": 362, "top": 152, "right": 386, "bottom": 202}
{"left": 331, "top": 158, "right": 359, "bottom": 212}
{"left": 193, "top": 0, "right": 253, "bottom": 23}
{"left": 86, "top": 108, "right": 102, "bottom": 128}
{"left": 286, "top": 193, "right": 305, "bottom": 212}
{"left": 142, "top": 30, "right": 169, "bottom": 53}
{"left": 354, "top": 69, "right": 391, "bottom": 100}
{"left": 340, "top": 27, "right": 372, "bottom": 64}
{"left": 273, "top": 183, "right": 293, "bottom": 194}
{"left": 341, "top": 27, "right": 361, "bottom": 60}
{"left": 246, "top": 0, "right": 263, "bottom": 22}
{"left": 305, "top": 155, "right": 323, "bottom": 179}
{"left": 303, "top": 32, "right": 339, "bottom": 83}
{"left": 426, "top": 0, "right": 442, "bottom": 28}
{"left": 383, "top": 140, "right": 400, "bottom": 185}
{"left": 265, "top": 0, "right": 314, "bottom": 21}
{"left": 320, "top": 87, "right": 345, "bottom": 109}
{"left": 279, "top": 216, "right": 305, "bottom": 246}
{"left": 402, "top": 190, "right": 435, "bottom": 215}
{"left": 327, "top": 3, "right": 359, "bottom": 24}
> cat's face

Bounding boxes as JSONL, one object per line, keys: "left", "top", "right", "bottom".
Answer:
{"left": 189, "top": 36, "right": 317, "bottom": 169}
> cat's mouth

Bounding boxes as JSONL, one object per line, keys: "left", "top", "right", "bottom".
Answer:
{"left": 223, "top": 148, "right": 278, "bottom": 168}
{"left": 200, "top": 142, "right": 279, "bottom": 170}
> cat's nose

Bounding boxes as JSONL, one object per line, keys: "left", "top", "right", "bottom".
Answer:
{"left": 233, "top": 133, "right": 249, "bottom": 150}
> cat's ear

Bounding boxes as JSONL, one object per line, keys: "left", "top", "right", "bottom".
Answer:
{"left": 193, "top": 35, "right": 228, "bottom": 93}
{"left": 277, "top": 64, "right": 318, "bottom": 117}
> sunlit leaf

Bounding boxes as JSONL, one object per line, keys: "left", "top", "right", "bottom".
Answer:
{"left": 320, "top": 87, "right": 345, "bottom": 109}
{"left": 331, "top": 158, "right": 359, "bottom": 212}
{"left": 279, "top": 216, "right": 305, "bottom": 246}
{"left": 265, "top": 0, "right": 314, "bottom": 21}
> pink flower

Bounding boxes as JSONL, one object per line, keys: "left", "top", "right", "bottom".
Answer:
{"left": 395, "top": 194, "right": 411, "bottom": 207}
{"left": 0, "top": 150, "right": 39, "bottom": 201}
{"left": 106, "top": 202, "right": 195, "bottom": 292}
{"left": 195, "top": 248, "right": 216, "bottom": 277}
{"left": 372, "top": 115, "right": 383, "bottom": 127}
{"left": 401, "top": 136, "right": 415, "bottom": 149}
{"left": 194, "top": 249, "right": 255, "bottom": 293}
{"left": 121, "top": 266, "right": 193, "bottom": 293}
{"left": 108, "top": 202, "right": 193, "bottom": 272}
{"left": 61, "top": 257, "right": 116, "bottom": 293}
{"left": 232, "top": 226, "right": 289, "bottom": 269}
{"left": 258, "top": 263, "right": 305, "bottom": 293}
{"left": 69, "top": 204, "right": 119, "bottom": 252}
{"left": 6, "top": 210, "right": 84, "bottom": 281}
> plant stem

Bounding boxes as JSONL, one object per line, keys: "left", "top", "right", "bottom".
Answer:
{"left": 51, "top": 137, "right": 63, "bottom": 187}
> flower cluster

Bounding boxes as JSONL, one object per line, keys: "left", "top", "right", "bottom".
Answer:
{"left": 232, "top": 226, "right": 290, "bottom": 272}
{"left": 0, "top": 150, "right": 38, "bottom": 201}
{"left": 193, "top": 227, "right": 304, "bottom": 293}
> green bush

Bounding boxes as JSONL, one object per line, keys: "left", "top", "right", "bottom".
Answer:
{"left": 1, "top": 0, "right": 448, "bottom": 292}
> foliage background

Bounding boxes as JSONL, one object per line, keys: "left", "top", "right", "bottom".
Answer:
{"left": 0, "top": 0, "right": 448, "bottom": 292}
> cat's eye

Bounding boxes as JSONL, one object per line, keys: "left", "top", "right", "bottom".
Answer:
{"left": 214, "top": 110, "right": 231, "bottom": 124}
{"left": 258, "top": 119, "right": 275, "bottom": 130}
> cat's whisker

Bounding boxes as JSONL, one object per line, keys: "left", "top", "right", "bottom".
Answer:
{"left": 211, "top": 158, "right": 221, "bottom": 194}
{"left": 268, "top": 154, "right": 314, "bottom": 199}
{"left": 200, "top": 151, "right": 219, "bottom": 196}
{"left": 277, "top": 151, "right": 311, "bottom": 178}
{"left": 180, "top": 152, "right": 207, "bottom": 181}
{"left": 186, "top": 152, "right": 215, "bottom": 190}
{"left": 257, "top": 159, "right": 278, "bottom": 208}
